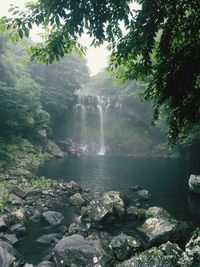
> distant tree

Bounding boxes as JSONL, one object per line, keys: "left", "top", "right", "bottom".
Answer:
{"left": 1, "top": 0, "right": 200, "bottom": 143}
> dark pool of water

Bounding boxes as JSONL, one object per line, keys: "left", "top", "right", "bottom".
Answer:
{"left": 36, "top": 156, "right": 200, "bottom": 224}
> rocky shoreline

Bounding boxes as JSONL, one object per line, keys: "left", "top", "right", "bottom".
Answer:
{"left": 0, "top": 174, "right": 199, "bottom": 266}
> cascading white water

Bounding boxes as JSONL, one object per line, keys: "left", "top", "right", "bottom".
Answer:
{"left": 74, "top": 95, "right": 87, "bottom": 146}
{"left": 97, "top": 96, "right": 106, "bottom": 155}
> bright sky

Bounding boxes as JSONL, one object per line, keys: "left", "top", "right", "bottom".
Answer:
{"left": 0, "top": 0, "right": 139, "bottom": 76}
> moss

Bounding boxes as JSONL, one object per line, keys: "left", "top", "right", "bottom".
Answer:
{"left": 0, "top": 182, "right": 9, "bottom": 213}
{"left": 30, "top": 177, "right": 60, "bottom": 191}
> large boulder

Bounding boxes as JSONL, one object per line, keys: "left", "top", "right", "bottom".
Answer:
{"left": 46, "top": 140, "right": 64, "bottom": 158}
{"left": 69, "top": 193, "right": 85, "bottom": 206}
{"left": 82, "top": 191, "right": 125, "bottom": 225}
{"left": 117, "top": 241, "right": 183, "bottom": 267}
{"left": 0, "top": 240, "right": 23, "bottom": 267}
{"left": 189, "top": 174, "right": 200, "bottom": 194}
{"left": 110, "top": 233, "right": 142, "bottom": 262}
{"left": 178, "top": 228, "right": 200, "bottom": 266}
{"left": 138, "top": 207, "right": 190, "bottom": 247}
{"left": 52, "top": 234, "right": 114, "bottom": 267}
{"left": 41, "top": 211, "right": 64, "bottom": 226}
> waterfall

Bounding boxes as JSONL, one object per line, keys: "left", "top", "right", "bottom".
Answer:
{"left": 74, "top": 95, "right": 87, "bottom": 148}
{"left": 97, "top": 96, "right": 106, "bottom": 155}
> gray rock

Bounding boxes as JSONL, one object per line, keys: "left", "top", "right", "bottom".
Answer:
{"left": 36, "top": 261, "right": 55, "bottom": 267}
{"left": 69, "top": 193, "right": 85, "bottom": 206}
{"left": 9, "top": 223, "right": 26, "bottom": 237}
{"left": 29, "top": 210, "right": 41, "bottom": 223}
{"left": 83, "top": 191, "right": 125, "bottom": 225}
{"left": 117, "top": 241, "right": 183, "bottom": 267}
{"left": 110, "top": 233, "right": 142, "bottom": 261}
{"left": 138, "top": 207, "right": 189, "bottom": 247}
{"left": 8, "top": 194, "right": 23, "bottom": 205}
{"left": 41, "top": 211, "right": 64, "bottom": 226}
{"left": 178, "top": 228, "right": 200, "bottom": 266}
{"left": 46, "top": 140, "right": 64, "bottom": 158}
{"left": 65, "top": 181, "right": 82, "bottom": 195}
{"left": 0, "top": 240, "right": 23, "bottom": 267}
{"left": 36, "top": 233, "right": 61, "bottom": 245}
{"left": 0, "top": 216, "right": 8, "bottom": 232}
{"left": 52, "top": 234, "right": 114, "bottom": 267}
{"left": 10, "top": 186, "right": 29, "bottom": 198}
{"left": 130, "top": 185, "right": 143, "bottom": 192}
{"left": 135, "top": 189, "right": 151, "bottom": 200}
{"left": 126, "top": 206, "right": 146, "bottom": 219}
{"left": 189, "top": 174, "right": 200, "bottom": 193}
{"left": 2, "top": 234, "right": 18, "bottom": 245}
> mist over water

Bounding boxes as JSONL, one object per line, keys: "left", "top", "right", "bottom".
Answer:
{"left": 37, "top": 156, "right": 200, "bottom": 225}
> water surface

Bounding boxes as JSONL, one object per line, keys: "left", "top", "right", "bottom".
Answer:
{"left": 37, "top": 156, "right": 200, "bottom": 224}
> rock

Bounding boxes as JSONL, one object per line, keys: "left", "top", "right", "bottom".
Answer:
{"left": 65, "top": 181, "right": 82, "bottom": 195}
{"left": 2, "top": 234, "right": 18, "bottom": 245}
{"left": 130, "top": 185, "right": 143, "bottom": 192}
{"left": 36, "top": 233, "right": 61, "bottom": 245}
{"left": 138, "top": 207, "right": 190, "bottom": 247}
{"left": 46, "top": 140, "right": 64, "bottom": 158}
{"left": 10, "top": 186, "right": 29, "bottom": 198}
{"left": 83, "top": 191, "right": 125, "bottom": 225}
{"left": 110, "top": 233, "right": 142, "bottom": 261}
{"left": 8, "top": 194, "right": 23, "bottom": 205}
{"left": 117, "top": 241, "right": 183, "bottom": 267}
{"left": 41, "top": 211, "right": 64, "bottom": 226}
{"left": 126, "top": 206, "right": 146, "bottom": 219}
{"left": 135, "top": 189, "right": 151, "bottom": 200}
{"left": 29, "top": 210, "right": 41, "bottom": 223}
{"left": 69, "top": 193, "right": 85, "bottom": 206}
{"left": 36, "top": 261, "right": 55, "bottom": 267}
{"left": 0, "top": 240, "right": 23, "bottom": 267}
{"left": 9, "top": 223, "right": 26, "bottom": 237}
{"left": 52, "top": 234, "right": 114, "bottom": 267}
{"left": 0, "top": 216, "right": 8, "bottom": 232}
{"left": 189, "top": 174, "right": 200, "bottom": 193}
{"left": 12, "top": 208, "right": 27, "bottom": 221}
{"left": 178, "top": 228, "right": 200, "bottom": 266}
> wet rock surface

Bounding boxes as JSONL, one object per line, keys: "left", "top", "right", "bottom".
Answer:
{"left": 52, "top": 234, "right": 114, "bottom": 267}
{"left": 0, "top": 176, "right": 198, "bottom": 266}
{"left": 189, "top": 174, "right": 200, "bottom": 194}
{"left": 81, "top": 191, "right": 125, "bottom": 225}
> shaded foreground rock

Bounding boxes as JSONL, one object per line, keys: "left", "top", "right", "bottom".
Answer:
{"left": 82, "top": 191, "right": 125, "bottom": 225}
{"left": 0, "top": 240, "right": 23, "bottom": 267}
{"left": 52, "top": 234, "right": 114, "bottom": 267}
{"left": 117, "top": 242, "right": 183, "bottom": 267}
{"left": 110, "top": 233, "right": 142, "bottom": 262}
{"left": 138, "top": 207, "right": 190, "bottom": 247}
{"left": 189, "top": 174, "right": 200, "bottom": 194}
{"left": 178, "top": 228, "right": 200, "bottom": 266}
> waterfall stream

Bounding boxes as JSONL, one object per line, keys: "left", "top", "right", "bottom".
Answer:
{"left": 73, "top": 95, "right": 87, "bottom": 149}
{"left": 97, "top": 96, "right": 106, "bottom": 155}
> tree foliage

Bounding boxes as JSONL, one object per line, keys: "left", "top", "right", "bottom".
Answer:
{"left": 0, "top": 35, "right": 89, "bottom": 138}
{"left": 0, "top": 36, "right": 49, "bottom": 136}
{"left": 1, "top": 0, "right": 200, "bottom": 143}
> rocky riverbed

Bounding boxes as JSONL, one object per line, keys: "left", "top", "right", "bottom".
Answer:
{"left": 0, "top": 174, "right": 199, "bottom": 267}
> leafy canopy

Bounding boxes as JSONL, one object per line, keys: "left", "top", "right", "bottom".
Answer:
{"left": 1, "top": 0, "right": 200, "bottom": 143}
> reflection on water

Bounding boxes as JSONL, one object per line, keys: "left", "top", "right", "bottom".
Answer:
{"left": 36, "top": 156, "right": 200, "bottom": 224}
